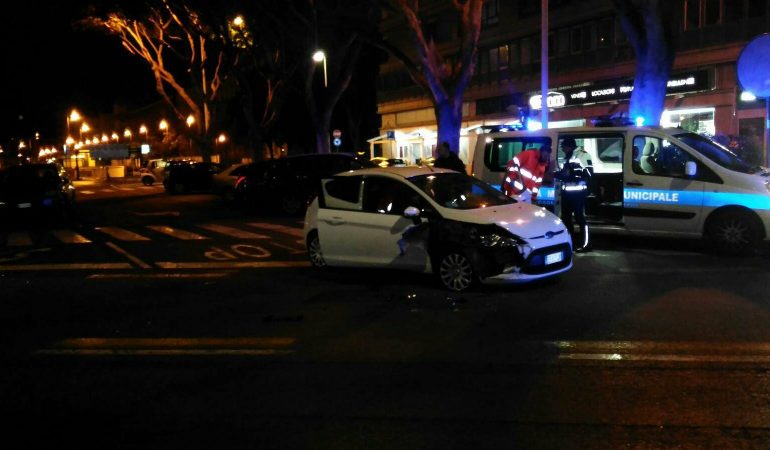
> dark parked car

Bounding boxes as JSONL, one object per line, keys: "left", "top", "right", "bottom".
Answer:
{"left": 0, "top": 163, "right": 76, "bottom": 223}
{"left": 235, "top": 153, "right": 376, "bottom": 215}
{"left": 163, "top": 161, "right": 221, "bottom": 194}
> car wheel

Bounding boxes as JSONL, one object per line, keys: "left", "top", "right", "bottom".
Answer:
{"left": 141, "top": 176, "right": 154, "bottom": 186}
{"left": 705, "top": 209, "right": 762, "bottom": 255}
{"left": 307, "top": 231, "right": 326, "bottom": 268}
{"left": 437, "top": 250, "right": 476, "bottom": 292}
{"left": 281, "top": 194, "right": 304, "bottom": 216}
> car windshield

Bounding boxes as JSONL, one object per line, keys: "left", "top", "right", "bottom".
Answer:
{"left": 407, "top": 173, "right": 514, "bottom": 209}
{"left": 673, "top": 131, "right": 763, "bottom": 174}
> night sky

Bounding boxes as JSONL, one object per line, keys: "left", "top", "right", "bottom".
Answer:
{"left": 0, "top": 1, "right": 157, "bottom": 147}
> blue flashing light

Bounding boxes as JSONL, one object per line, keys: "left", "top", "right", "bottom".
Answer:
{"left": 527, "top": 120, "right": 542, "bottom": 131}
{"left": 635, "top": 116, "right": 646, "bottom": 127}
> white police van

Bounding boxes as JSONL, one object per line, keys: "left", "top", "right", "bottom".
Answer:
{"left": 471, "top": 124, "right": 770, "bottom": 254}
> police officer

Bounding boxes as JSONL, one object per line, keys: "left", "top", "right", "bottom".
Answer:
{"left": 555, "top": 137, "right": 592, "bottom": 252}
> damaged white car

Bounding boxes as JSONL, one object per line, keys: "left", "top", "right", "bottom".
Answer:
{"left": 303, "top": 166, "right": 573, "bottom": 291}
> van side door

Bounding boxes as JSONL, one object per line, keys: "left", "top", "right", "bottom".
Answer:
{"left": 623, "top": 134, "right": 706, "bottom": 235}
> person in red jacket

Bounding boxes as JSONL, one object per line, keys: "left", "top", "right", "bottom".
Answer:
{"left": 501, "top": 145, "right": 551, "bottom": 203}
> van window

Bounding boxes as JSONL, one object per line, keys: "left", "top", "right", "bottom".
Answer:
{"left": 632, "top": 135, "right": 705, "bottom": 179}
{"left": 674, "top": 132, "right": 760, "bottom": 174}
{"left": 557, "top": 134, "right": 623, "bottom": 173}
{"left": 485, "top": 136, "right": 551, "bottom": 172}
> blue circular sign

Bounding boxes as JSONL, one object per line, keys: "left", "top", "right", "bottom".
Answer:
{"left": 333, "top": 138, "right": 341, "bottom": 147}
{"left": 737, "top": 33, "right": 770, "bottom": 98}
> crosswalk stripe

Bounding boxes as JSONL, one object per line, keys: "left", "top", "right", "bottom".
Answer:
{"left": 7, "top": 232, "right": 33, "bottom": 246}
{"left": 198, "top": 224, "right": 269, "bottom": 239}
{"left": 51, "top": 230, "right": 91, "bottom": 244}
{"left": 96, "top": 227, "right": 150, "bottom": 241}
{"left": 146, "top": 225, "right": 209, "bottom": 240}
{"left": 248, "top": 222, "right": 304, "bottom": 238}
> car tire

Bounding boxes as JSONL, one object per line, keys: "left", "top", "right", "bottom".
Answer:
{"left": 141, "top": 176, "right": 154, "bottom": 186}
{"left": 705, "top": 209, "right": 762, "bottom": 255}
{"left": 437, "top": 250, "right": 476, "bottom": 292}
{"left": 307, "top": 231, "right": 326, "bottom": 268}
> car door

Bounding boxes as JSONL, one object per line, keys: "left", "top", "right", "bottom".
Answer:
{"left": 623, "top": 133, "right": 706, "bottom": 235}
{"left": 316, "top": 175, "right": 430, "bottom": 270}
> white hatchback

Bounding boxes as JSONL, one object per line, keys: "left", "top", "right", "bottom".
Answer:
{"left": 303, "top": 167, "right": 573, "bottom": 291}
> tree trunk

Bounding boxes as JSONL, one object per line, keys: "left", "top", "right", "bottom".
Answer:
{"left": 314, "top": 110, "right": 332, "bottom": 154}
{"left": 435, "top": 98, "right": 462, "bottom": 156}
{"left": 629, "top": 53, "right": 670, "bottom": 126}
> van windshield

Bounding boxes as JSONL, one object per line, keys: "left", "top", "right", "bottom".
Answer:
{"left": 673, "top": 132, "right": 762, "bottom": 174}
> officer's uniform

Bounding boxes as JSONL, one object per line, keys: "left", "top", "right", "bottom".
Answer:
{"left": 556, "top": 141, "right": 592, "bottom": 252}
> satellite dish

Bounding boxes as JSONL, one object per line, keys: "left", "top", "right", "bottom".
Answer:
{"left": 737, "top": 34, "right": 770, "bottom": 98}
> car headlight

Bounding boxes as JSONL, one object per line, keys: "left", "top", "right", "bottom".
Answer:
{"left": 479, "top": 233, "right": 523, "bottom": 248}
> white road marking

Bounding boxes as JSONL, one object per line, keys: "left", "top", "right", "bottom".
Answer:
{"left": 156, "top": 261, "right": 310, "bottom": 269}
{"left": 35, "top": 337, "right": 296, "bottom": 356}
{"left": 87, "top": 272, "right": 231, "bottom": 280}
{"left": 50, "top": 230, "right": 91, "bottom": 244}
{"left": 247, "top": 222, "right": 304, "bottom": 238}
{"left": 198, "top": 224, "right": 269, "bottom": 239}
{"left": 104, "top": 242, "right": 152, "bottom": 269}
{"left": 96, "top": 227, "right": 150, "bottom": 241}
{"left": 146, "top": 225, "right": 208, "bottom": 240}
{"left": 0, "top": 263, "right": 132, "bottom": 271}
{"left": 7, "top": 232, "right": 33, "bottom": 247}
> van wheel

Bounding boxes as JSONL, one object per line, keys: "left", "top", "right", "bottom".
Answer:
{"left": 141, "top": 176, "right": 154, "bottom": 186}
{"left": 437, "top": 250, "right": 476, "bottom": 292}
{"left": 705, "top": 209, "right": 762, "bottom": 255}
{"left": 307, "top": 231, "right": 326, "bottom": 268}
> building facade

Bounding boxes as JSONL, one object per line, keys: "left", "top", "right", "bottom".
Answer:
{"left": 374, "top": 0, "right": 770, "bottom": 168}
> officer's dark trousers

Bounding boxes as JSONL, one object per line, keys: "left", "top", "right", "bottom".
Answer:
{"left": 561, "top": 191, "right": 591, "bottom": 250}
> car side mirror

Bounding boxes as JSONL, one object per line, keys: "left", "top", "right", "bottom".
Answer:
{"left": 685, "top": 161, "right": 697, "bottom": 177}
{"left": 403, "top": 206, "right": 421, "bottom": 220}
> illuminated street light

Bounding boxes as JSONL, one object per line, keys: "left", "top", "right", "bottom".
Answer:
{"left": 124, "top": 128, "right": 132, "bottom": 140}
{"left": 111, "top": 132, "right": 119, "bottom": 141}
{"left": 312, "top": 50, "right": 327, "bottom": 88}
{"left": 80, "top": 122, "right": 90, "bottom": 140}
{"left": 186, "top": 115, "right": 195, "bottom": 127}
{"left": 232, "top": 15, "right": 244, "bottom": 27}
{"left": 139, "top": 124, "right": 148, "bottom": 142}
{"left": 217, "top": 133, "right": 227, "bottom": 144}
{"left": 159, "top": 119, "right": 169, "bottom": 139}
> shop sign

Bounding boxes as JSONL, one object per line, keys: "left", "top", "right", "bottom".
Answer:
{"left": 527, "top": 69, "right": 713, "bottom": 110}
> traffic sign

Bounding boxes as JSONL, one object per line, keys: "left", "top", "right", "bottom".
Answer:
{"left": 333, "top": 138, "right": 342, "bottom": 147}
{"left": 332, "top": 129, "right": 342, "bottom": 138}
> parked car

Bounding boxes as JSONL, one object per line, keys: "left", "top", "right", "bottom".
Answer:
{"left": 371, "top": 157, "right": 407, "bottom": 167}
{"left": 163, "top": 161, "right": 221, "bottom": 194}
{"left": 212, "top": 163, "right": 249, "bottom": 201}
{"left": 303, "top": 166, "right": 573, "bottom": 291}
{"left": 235, "top": 153, "right": 376, "bottom": 215}
{"left": 138, "top": 167, "right": 156, "bottom": 185}
{"left": 0, "top": 163, "right": 76, "bottom": 223}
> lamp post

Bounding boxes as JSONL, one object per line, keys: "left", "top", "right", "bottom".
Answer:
{"left": 312, "top": 50, "right": 327, "bottom": 88}
{"left": 139, "top": 125, "right": 148, "bottom": 143}
{"left": 124, "top": 128, "right": 132, "bottom": 141}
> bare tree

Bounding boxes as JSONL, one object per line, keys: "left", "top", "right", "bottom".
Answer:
{"left": 613, "top": 0, "right": 675, "bottom": 126}
{"left": 87, "top": 0, "right": 232, "bottom": 162}
{"left": 378, "top": 0, "right": 483, "bottom": 156}
{"left": 226, "top": 3, "right": 301, "bottom": 160}
{"left": 293, "top": 0, "right": 376, "bottom": 154}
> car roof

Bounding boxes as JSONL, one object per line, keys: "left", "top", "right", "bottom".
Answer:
{"left": 334, "top": 166, "right": 458, "bottom": 178}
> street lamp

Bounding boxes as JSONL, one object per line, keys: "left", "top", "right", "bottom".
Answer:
{"left": 186, "top": 115, "right": 195, "bottom": 150}
{"left": 124, "top": 128, "right": 132, "bottom": 140}
{"left": 159, "top": 119, "right": 169, "bottom": 139}
{"left": 66, "top": 109, "right": 81, "bottom": 145}
{"left": 139, "top": 124, "right": 148, "bottom": 142}
{"left": 312, "top": 50, "right": 327, "bottom": 88}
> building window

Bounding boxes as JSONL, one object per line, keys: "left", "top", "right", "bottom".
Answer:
{"left": 597, "top": 18, "right": 613, "bottom": 47}
{"left": 498, "top": 44, "right": 509, "bottom": 72}
{"left": 704, "top": 0, "right": 721, "bottom": 26}
{"left": 584, "top": 21, "right": 597, "bottom": 51}
{"left": 571, "top": 26, "right": 583, "bottom": 54}
{"left": 521, "top": 37, "right": 532, "bottom": 66}
{"left": 482, "top": 0, "right": 500, "bottom": 25}
{"left": 685, "top": 0, "right": 700, "bottom": 30}
{"left": 509, "top": 41, "right": 520, "bottom": 69}
{"left": 557, "top": 28, "right": 570, "bottom": 56}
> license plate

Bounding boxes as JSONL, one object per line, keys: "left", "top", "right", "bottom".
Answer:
{"left": 17, "top": 203, "right": 32, "bottom": 209}
{"left": 545, "top": 251, "right": 563, "bottom": 265}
